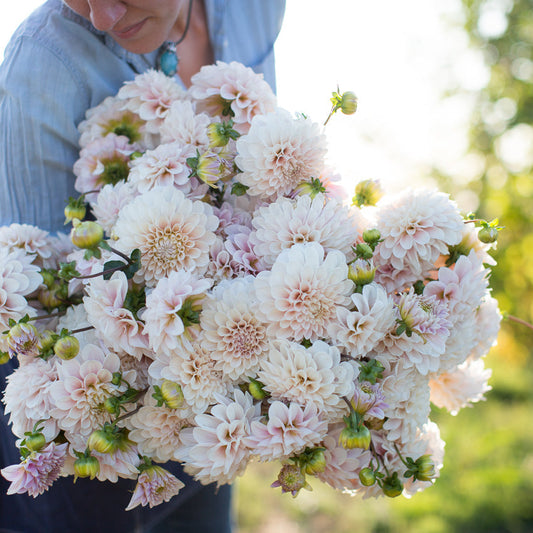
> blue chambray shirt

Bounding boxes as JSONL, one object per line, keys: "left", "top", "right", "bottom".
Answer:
{"left": 0, "top": 1, "right": 285, "bottom": 532}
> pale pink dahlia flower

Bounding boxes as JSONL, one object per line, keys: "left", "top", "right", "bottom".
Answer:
{"left": 84, "top": 271, "right": 150, "bottom": 359}
{"left": 330, "top": 282, "right": 396, "bottom": 358}
{"left": 200, "top": 277, "right": 269, "bottom": 380}
{"left": 246, "top": 401, "right": 327, "bottom": 461}
{"left": 0, "top": 224, "right": 53, "bottom": 264}
{"left": 258, "top": 339, "right": 357, "bottom": 420}
{"left": 128, "top": 389, "right": 193, "bottom": 463}
{"left": 160, "top": 100, "right": 211, "bottom": 146}
{"left": 189, "top": 60, "right": 276, "bottom": 134}
{"left": 117, "top": 69, "right": 187, "bottom": 133}
{"left": 316, "top": 431, "right": 372, "bottom": 493}
{"left": 91, "top": 181, "right": 138, "bottom": 235}
{"left": 113, "top": 186, "right": 218, "bottom": 286}
{"left": 78, "top": 95, "right": 153, "bottom": 149}
{"left": 3, "top": 357, "right": 59, "bottom": 440}
{"left": 374, "top": 188, "right": 463, "bottom": 277}
{"left": 127, "top": 141, "right": 197, "bottom": 194}
{"left": 73, "top": 133, "right": 135, "bottom": 195}
{"left": 49, "top": 343, "right": 135, "bottom": 438}
{"left": 255, "top": 243, "right": 352, "bottom": 342}
{"left": 141, "top": 270, "right": 212, "bottom": 356}
{"left": 235, "top": 108, "right": 327, "bottom": 199}
{"left": 126, "top": 465, "right": 185, "bottom": 511}
{"left": 469, "top": 296, "right": 501, "bottom": 360}
{"left": 177, "top": 390, "right": 260, "bottom": 486}
{"left": 249, "top": 193, "right": 360, "bottom": 269}
{"left": 1, "top": 442, "right": 67, "bottom": 497}
{"left": 429, "top": 358, "right": 492, "bottom": 415}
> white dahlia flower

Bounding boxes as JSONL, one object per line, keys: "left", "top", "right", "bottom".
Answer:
{"left": 255, "top": 243, "right": 352, "bottom": 342}
{"left": 160, "top": 100, "right": 211, "bottom": 146}
{"left": 200, "top": 277, "right": 269, "bottom": 380}
{"left": 128, "top": 141, "right": 197, "bottom": 194}
{"left": 117, "top": 69, "right": 187, "bottom": 133}
{"left": 113, "top": 187, "right": 218, "bottom": 286}
{"left": 374, "top": 188, "right": 463, "bottom": 277}
{"left": 49, "top": 344, "right": 135, "bottom": 438}
{"left": 330, "top": 282, "right": 396, "bottom": 358}
{"left": 235, "top": 108, "right": 327, "bottom": 199}
{"left": 141, "top": 270, "right": 212, "bottom": 356}
{"left": 84, "top": 271, "right": 150, "bottom": 359}
{"left": 189, "top": 60, "right": 276, "bottom": 134}
{"left": 429, "top": 358, "right": 492, "bottom": 415}
{"left": 246, "top": 401, "right": 327, "bottom": 461}
{"left": 0, "top": 224, "right": 53, "bottom": 264}
{"left": 258, "top": 339, "right": 357, "bottom": 421}
{"left": 249, "top": 194, "right": 360, "bottom": 269}
{"left": 3, "top": 358, "right": 59, "bottom": 440}
{"left": 469, "top": 295, "right": 501, "bottom": 360}
{"left": 91, "top": 181, "right": 138, "bottom": 235}
{"left": 178, "top": 390, "right": 261, "bottom": 486}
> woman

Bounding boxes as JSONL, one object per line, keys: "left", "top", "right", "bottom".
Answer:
{"left": 0, "top": 1, "right": 285, "bottom": 531}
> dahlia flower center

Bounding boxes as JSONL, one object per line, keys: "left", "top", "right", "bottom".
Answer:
{"left": 224, "top": 319, "right": 265, "bottom": 357}
{"left": 147, "top": 226, "right": 192, "bottom": 265}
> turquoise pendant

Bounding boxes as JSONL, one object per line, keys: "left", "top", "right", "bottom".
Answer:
{"left": 158, "top": 43, "right": 178, "bottom": 77}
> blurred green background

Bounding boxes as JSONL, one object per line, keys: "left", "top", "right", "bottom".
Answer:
{"left": 235, "top": 1, "right": 533, "bottom": 531}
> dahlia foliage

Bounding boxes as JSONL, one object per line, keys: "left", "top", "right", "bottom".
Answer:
{"left": 0, "top": 61, "right": 500, "bottom": 508}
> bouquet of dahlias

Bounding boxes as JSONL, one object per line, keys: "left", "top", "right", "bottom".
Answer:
{"left": 0, "top": 61, "right": 501, "bottom": 509}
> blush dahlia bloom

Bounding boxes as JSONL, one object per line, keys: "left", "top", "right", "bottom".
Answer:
{"left": 374, "top": 188, "right": 463, "bottom": 277}
{"left": 258, "top": 339, "right": 357, "bottom": 420}
{"left": 429, "top": 358, "right": 492, "bottom": 415}
{"left": 189, "top": 60, "right": 276, "bottom": 134}
{"left": 249, "top": 194, "right": 360, "bottom": 269}
{"left": 246, "top": 401, "right": 327, "bottom": 461}
{"left": 255, "top": 243, "right": 352, "bottom": 342}
{"left": 200, "top": 277, "right": 269, "bottom": 380}
{"left": 3, "top": 357, "right": 59, "bottom": 440}
{"left": 330, "top": 282, "right": 396, "bottom": 358}
{"left": 141, "top": 270, "right": 212, "bottom": 355}
{"left": 84, "top": 271, "right": 150, "bottom": 359}
{"left": 117, "top": 69, "right": 187, "bottom": 133}
{"left": 49, "top": 344, "right": 134, "bottom": 438}
{"left": 160, "top": 100, "right": 211, "bottom": 146}
{"left": 128, "top": 141, "right": 197, "bottom": 194}
{"left": 91, "top": 182, "right": 138, "bottom": 235}
{"left": 0, "top": 224, "right": 53, "bottom": 263}
{"left": 128, "top": 389, "right": 193, "bottom": 463}
{"left": 235, "top": 109, "right": 327, "bottom": 199}
{"left": 177, "top": 390, "right": 261, "bottom": 485}
{"left": 113, "top": 187, "right": 218, "bottom": 286}
{"left": 126, "top": 465, "right": 185, "bottom": 511}
{"left": 1, "top": 443, "right": 67, "bottom": 498}
{"left": 73, "top": 133, "right": 135, "bottom": 195}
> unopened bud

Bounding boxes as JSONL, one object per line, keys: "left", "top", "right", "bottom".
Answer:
{"left": 74, "top": 454, "right": 100, "bottom": 481}
{"left": 352, "top": 179, "right": 382, "bottom": 208}
{"left": 413, "top": 454, "right": 435, "bottom": 482}
{"left": 87, "top": 428, "right": 118, "bottom": 454}
{"left": 0, "top": 351, "right": 9, "bottom": 365}
{"left": 338, "top": 424, "right": 371, "bottom": 450}
{"left": 7, "top": 322, "right": 41, "bottom": 358}
{"left": 382, "top": 472, "right": 403, "bottom": 498}
{"left": 348, "top": 259, "right": 376, "bottom": 286}
{"left": 103, "top": 396, "right": 121, "bottom": 415}
{"left": 248, "top": 378, "right": 267, "bottom": 401}
{"left": 160, "top": 380, "right": 184, "bottom": 409}
{"left": 340, "top": 91, "right": 358, "bottom": 115}
{"left": 362, "top": 228, "right": 381, "bottom": 245}
{"left": 64, "top": 203, "right": 86, "bottom": 225}
{"left": 478, "top": 226, "right": 498, "bottom": 244}
{"left": 38, "top": 287, "right": 63, "bottom": 310}
{"left": 302, "top": 448, "right": 326, "bottom": 475}
{"left": 70, "top": 220, "right": 104, "bottom": 249}
{"left": 359, "top": 467, "right": 376, "bottom": 486}
{"left": 53, "top": 335, "right": 80, "bottom": 360}
{"left": 25, "top": 432, "right": 47, "bottom": 452}
{"left": 355, "top": 242, "right": 374, "bottom": 260}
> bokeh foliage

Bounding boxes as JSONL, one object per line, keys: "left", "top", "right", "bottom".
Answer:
{"left": 236, "top": 1, "right": 533, "bottom": 531}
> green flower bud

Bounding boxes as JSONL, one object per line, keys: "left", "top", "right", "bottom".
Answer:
{"left": 70, "top": 220, "right": 104, "bottom": 249}
{"left": 40, "top": 270, "right": 56, "bottom": 289}
{"left": 478, "top": 226, "right": 498, "bottom": 244}
{"left": 362, "top": 228, "right": 381, "bottom": 245}
{"left": 160, "top": 380, "right": 184, "bottom": 409}
{"left": 413, "top": 454, "right": 435, "bottom": 482}
{"left": 38, "top": 287, "right": 64, "bottom": 310}
{"left": 53, "top": 335, "right": 80, "bottom": 360}
{"left": 348, "top": 259, "right": 376, "bottom": 286}
{"left": 340, "top": 91, "right": 358, "bottom": 115}
{"left": 382, "top": 472, "right": 403, "bottom": 498}
{"left": 338, "top": 424, "right": 371, "bottom": 450}
{"left": 0, "top": 351, "right": 9, "bottom": 365}
{"left": 74, "top": 454, "right": 100, "bottom": 481}
{"left": 87, "top": 428, "right": 118, "bottom": 454}
{"left": 25, "top": 432, "right": 47, "bottom": 452}
{"left": 103, "top": 396, "right": 121, "bottom": 415}
{"left": 355, "top": 242, "right": 374, "bottom": 260}
{"left": 64, "top": 203, "right": 87, "bottom": 225}
{"left": 352, "top": 179, "right": 382, "bottom": 208}
{"left": 248, "top": 378, "right": 267, "bottom": 401}
{"left": 302, "top": 448, "right": 326, "bottom": 475}
{"left": 359, "top": 467, "right": 376, "bottom": 486}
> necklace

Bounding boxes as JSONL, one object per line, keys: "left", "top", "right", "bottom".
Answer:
{"left": 157, "top": 0, "right": 194, "bottom": 76}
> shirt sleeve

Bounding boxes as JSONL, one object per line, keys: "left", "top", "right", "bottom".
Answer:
{"left": 0, "top": 35, "right": 89, "bottom": 233}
